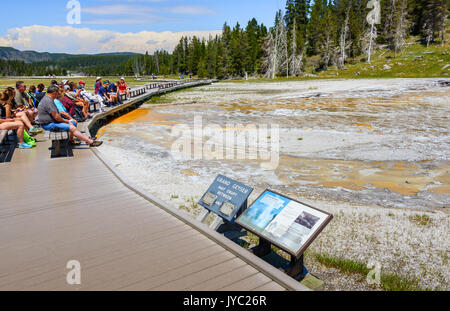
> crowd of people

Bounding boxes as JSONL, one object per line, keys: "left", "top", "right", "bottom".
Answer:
{"left": 0, "top": 77, "right": 131, "bottom": 150}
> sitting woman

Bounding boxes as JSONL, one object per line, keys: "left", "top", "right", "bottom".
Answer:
{"left": 0, "top": 118, "right": 31, "bottom": 149}
{"left": 0, "top": 90, "right": 41, "bottom": 135}
{"left": 118, "top": 77, "right": 130, "bottom": 99}
{"left": 68, "top": 82, "right": 91, "bottom": 119}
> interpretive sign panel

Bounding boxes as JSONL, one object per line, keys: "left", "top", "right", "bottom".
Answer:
{"left": 236, "top": 189, "right": 333, "bottom": 258}
{"left": 198, "top": 175, "right": 253, "bottom": 223}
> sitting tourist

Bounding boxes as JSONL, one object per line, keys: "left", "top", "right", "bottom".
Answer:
{"left": 78, "top": 80, "right": 105, "bottom": 112}
{"left": 35, "top": 84, "right": 46, "bottom": 107}
{"left": 0, "top": 118, "right": 31, "bottom": 149}
{"left": 94, "top": 77, "right": 102, "bottom": 95}
{"left": 37, "top": 85, "right": 102, "bottom": 147}
{"left": 1, "top": 90, "right": 42, "bottom": 135}
{"left": 118, "top": 77, "right": 130, "bottom": 99}
{"left": 28, "top": 85, "right": 38, "bottom": 107}
{"left": 67, "top": 82, "right": 91, "bottom": 119}
{"left": 99, "top": 81, "right": 118, "bottom": 107}
{"left": 14, "top": 81, "right": 38, "bottom": 121}
{"left": 108, "top": 81, "right": 122, "bottom": 105}
{"left": 61, "top": 92, "right": 76, "bottom": 116}
{"left": 54, "top": 90, "right": 77, "bottom": 124}
{"left": 15, "top": 81, "right": 33, "bottom": 108}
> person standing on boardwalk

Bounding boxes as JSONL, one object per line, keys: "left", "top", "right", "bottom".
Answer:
{"left": 37, "top": 85, "right": 102, "bottom": 148}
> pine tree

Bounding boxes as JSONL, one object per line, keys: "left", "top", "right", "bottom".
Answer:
{"left": 289, "top": 19, "right": 304, "bottom": 76}
{"left": 392, "top": 0, "right": 410, "bottom": 55}
{"left": 307, "top": 0, "right": 326, "bottom": 55}
{"left": 285, "top": 0, "right": 310, "bottom": 50}
{"left": 421, "top": 0, "right": 448, "bottom": 46}
{"left": 319, "top": 4, "right": 337, "bottom": 70}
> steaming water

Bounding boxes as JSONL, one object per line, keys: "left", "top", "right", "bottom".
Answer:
{"left": 98, "top": 78, "right": 450, "bottom": 210}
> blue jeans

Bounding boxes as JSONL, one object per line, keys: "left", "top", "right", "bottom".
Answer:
{"left": 42, "top": 121, "right": 76, "bottom": 132}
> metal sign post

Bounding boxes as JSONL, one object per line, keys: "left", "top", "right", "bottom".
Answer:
{"left": 198, "top": 175, "right": 253, "bottom": 239}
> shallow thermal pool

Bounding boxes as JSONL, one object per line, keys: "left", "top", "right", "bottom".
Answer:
{"left": 98, "top": 78, "right": 450, "bottom": 211}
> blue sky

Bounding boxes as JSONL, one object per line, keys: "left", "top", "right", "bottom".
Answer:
{"left": 0, "top": 0, "right": 285, "bottom": 54}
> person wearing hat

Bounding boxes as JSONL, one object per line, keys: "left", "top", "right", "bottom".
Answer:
{"left": 118, "top": 77, "right": 130, "bottom": 99}
{"left": 67, "top": 82, "right": 92, "bottom": 119}
{"left": 99, "top": 80, "right": 118, "bottom": 107}
{"left": 54, "top": 89, "right": 76, "bottom": 123}
{"left": 94, "top": 77, "right": 102, "bottom": 95}
{"left": 37, "top": 85, "right": 102, "bottom": 147}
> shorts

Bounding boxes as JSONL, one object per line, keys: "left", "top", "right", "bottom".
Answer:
{"left": 42, "top": 121, "right": 76, "bottom": 132}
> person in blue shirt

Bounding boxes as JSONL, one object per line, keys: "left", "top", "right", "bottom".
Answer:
{"left": 54, "top": 89, "right": 77, "bottom": 125}
{"left": 108, "top": 81, "right": 122, "bottom": 104}
{"left": 99, "top": 81, "right": 118, "bottom": 107}
{"left": 34, "top": 84, "right": 46, "bottom": 108}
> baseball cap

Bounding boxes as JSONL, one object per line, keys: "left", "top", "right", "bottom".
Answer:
{"left": 120, "top": 77, "right": 125, "bottom": 80}
{"left": 78, "top": 80, "right": 86, "bottom": 85}
{"left": 64, "top": 85, "right": 70, "bottom": 91}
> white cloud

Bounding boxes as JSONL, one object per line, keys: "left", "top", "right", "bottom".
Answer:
{"left": 0, "top": 25, "right": 221, "bottom": 54}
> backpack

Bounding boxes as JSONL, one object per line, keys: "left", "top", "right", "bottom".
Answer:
{"left": 73, "top": 105, "right": 86, "bottom": 122}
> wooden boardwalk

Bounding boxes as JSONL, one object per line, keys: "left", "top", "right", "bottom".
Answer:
{"left": 0, "top": 81, "right": 308, "bottom": 291}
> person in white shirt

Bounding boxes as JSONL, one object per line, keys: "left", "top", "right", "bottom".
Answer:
{"left": 77, "top": 80, "right": 106, "bottom": 112}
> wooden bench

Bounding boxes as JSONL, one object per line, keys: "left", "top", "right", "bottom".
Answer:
{"left": 46, "top": 130, "right": 72, "bottom": 158}
{"left": 88, "top": 101, "right": 99, "bottom": 113}
{"left": 0, "top": 130, "right": 17, "bottom": 163}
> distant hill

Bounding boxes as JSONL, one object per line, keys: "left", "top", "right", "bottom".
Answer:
{"left": 0, "top": 46, "right": 138, "bottom": 63}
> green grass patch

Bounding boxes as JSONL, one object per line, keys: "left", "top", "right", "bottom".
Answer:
{"left": 313, "top": 253, "right": 427, "bottom": 291}
{"left": 409, "top": 214, "right": 432, "bottom": 226}
{"left": 225, "top": 38, "right": 450, "bottom": 83}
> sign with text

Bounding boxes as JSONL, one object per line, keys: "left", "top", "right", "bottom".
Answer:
{"left": 198, "top": 175, "right": 253, "bottom": 223}
{"left": 236, "top": 190, "right": 333, "bottom": 258}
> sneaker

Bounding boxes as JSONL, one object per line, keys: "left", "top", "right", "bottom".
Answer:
{"left": 89, "top": 141, "right": 103, "bottom": 148}
{"left": 29, "top": 127, "right": 43, "bottom": 134}
{"left": 19, "top": 142, "right": 33, "bottom": 149}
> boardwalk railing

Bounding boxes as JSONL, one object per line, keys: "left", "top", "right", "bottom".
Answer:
{"left": 88, "top": 80, "right": 215, "bottom": 138}
{"left": 126, "top": 81, "right": 185, "bottom": 99}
